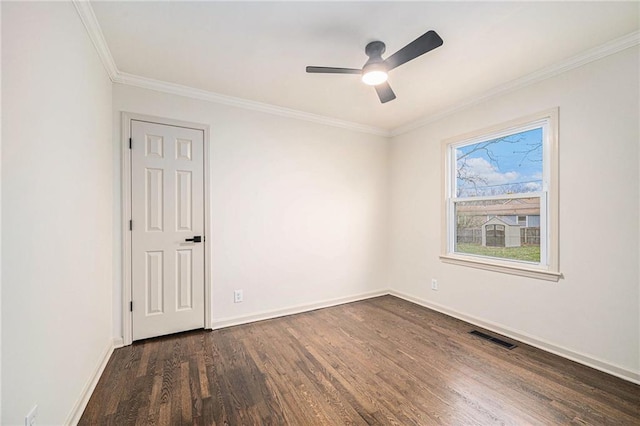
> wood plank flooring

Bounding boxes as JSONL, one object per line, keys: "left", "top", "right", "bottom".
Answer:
{"left": 79, "top": 296, "right": 640, "bottom": 425}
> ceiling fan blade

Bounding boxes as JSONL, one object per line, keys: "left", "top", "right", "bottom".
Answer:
{"left": 375, "top": 81, "right": 396, "bottom": 103}
{"left": 306, "top": 66, "right": 361, "bottom": 74}
{"left": 385, "top": 30, "right": 443, "bottom": 71}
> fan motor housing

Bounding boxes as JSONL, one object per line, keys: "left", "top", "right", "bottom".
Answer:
{"left": 365, "top": 41, "right": 386, "bottom": 58}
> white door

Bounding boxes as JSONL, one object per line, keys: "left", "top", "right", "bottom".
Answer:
{"left": 131, "top": 120, "right": 205, "bottom": 340}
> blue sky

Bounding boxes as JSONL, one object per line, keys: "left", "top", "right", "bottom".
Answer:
{"left": 456, "top": 127, "right": 543, "bottom": 196}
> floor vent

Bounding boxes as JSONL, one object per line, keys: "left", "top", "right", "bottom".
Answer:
{"left": 469, "top": 330, "right": 517, "bottom": 350}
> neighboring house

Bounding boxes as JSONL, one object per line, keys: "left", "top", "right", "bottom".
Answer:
{"left": 481, "top": 216, "right": 522, "bottom": 247}
{"left": 457, "top": 198, "right": 541, "bottom": 246}
{"left": 492, "top": 214, "right": 541, "bottom": 227}
{"left": 457, "top": 197, "right": 540, "bottom": 220}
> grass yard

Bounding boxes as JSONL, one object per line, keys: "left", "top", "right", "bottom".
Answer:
{"left": 456, "top": 243, "right": 540, "bottom": 262}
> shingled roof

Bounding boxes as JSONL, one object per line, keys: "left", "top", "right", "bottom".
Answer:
{"left": 456, "top": 197, "right": 540, "bottom": 217}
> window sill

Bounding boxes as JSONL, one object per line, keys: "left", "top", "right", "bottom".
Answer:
{"left": 440, "top": 254, "right": 562, "bottom": 282}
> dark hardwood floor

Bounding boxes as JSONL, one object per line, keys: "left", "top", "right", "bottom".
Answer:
{"left": 79, "top": 296, "right": 640, "bottom": 425}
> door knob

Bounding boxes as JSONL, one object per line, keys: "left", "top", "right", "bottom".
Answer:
{"left": 185, "top": 236, "right": 202, "bottom": 243}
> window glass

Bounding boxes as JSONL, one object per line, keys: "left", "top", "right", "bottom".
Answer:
{"left": 454, "top": 197, "right": 541, "bottom": 263}
{"left": 455, "top": 127, "right": 543, "bottom": 197}
{"left": 442, "top": 110, "right": 559, "bottom": 280}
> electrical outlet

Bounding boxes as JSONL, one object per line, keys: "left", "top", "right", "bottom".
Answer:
{"left": 25, "top": 405, "right": 38, "bottom": 426}
{"left": 431, "top": 279, "right": 438, "bottom": 291}
{"left": 234, "top": 289, "right": 243, "bottom": 303}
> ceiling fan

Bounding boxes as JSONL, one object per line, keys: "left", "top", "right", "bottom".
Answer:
{"left": 306, "top": 30, "right": 443, "bottom": 103}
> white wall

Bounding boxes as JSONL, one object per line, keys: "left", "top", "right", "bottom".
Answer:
{"left": 2, "top": 2, "right": 113, "bottom": 424}
{"left": 0, "top": 2, "right": 3, "bottom": 417}
{"left": 112, "top": 85, "right": 389, "bottom": 337}
{"left": 389, "top": 47, "right": 640, "bottom": 380}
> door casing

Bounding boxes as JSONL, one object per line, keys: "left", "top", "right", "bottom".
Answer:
{"left": 121, "top": 112, "right": 212, "bottom": 346}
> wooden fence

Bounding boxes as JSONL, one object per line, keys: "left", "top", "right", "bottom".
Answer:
{"left": 457, "top": 227, "right": 541, "bottom": 245}
{"left": 457, "top": 228, "right": 482, "bottom": 244}
{"left": 520, "top": 227, "right": 540, "bottom": 245}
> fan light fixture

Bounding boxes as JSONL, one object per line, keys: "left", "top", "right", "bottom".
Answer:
{"left": 361, "top": 62, "right": 388, "bottom": 86}
{"left": 362, "top": 70, "right": 388, "bottom": 86}
{"left": 306, "top": 30, "right": 444, "bottom": 103}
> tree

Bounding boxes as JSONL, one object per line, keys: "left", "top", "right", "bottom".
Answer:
{"left": 456, "top": 134, "right": 542, "bottom": 197}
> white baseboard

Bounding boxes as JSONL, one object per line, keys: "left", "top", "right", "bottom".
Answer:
{"left": 109, "top": 288, "right": 639, "bottom": 386}
{"left": 211, "top": 289, "right": 388, "bottom": 330}
{"left": 64, "top": 338, "right": 118, "bottom": 425}
{"left": 389, "top": 289, "right": 640, "bottom": 385}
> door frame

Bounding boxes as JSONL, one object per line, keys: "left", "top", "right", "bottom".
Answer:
{"left": 121, "top": 112, "right": 212, "bottom": 346}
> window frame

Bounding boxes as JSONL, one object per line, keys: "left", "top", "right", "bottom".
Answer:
{"left": 440, "top": 109, "right": 561, "bottom": 282}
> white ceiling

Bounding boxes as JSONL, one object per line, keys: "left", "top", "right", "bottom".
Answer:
{"left": 91, "top": 1, "right": 639, "bottom": 131}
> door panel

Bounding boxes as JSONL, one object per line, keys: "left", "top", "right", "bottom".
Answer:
{"left": 131, "top": 120, "right": 205, "bottom": 340}
{"left": 146, "top": 251, "right": 164, "bottom": 314}
{"left": 176, "top": 170, "right": 192, "bottom": 231}
{"left": 145, "top": 168, "right": 164, "bottom": 231}
{"left": 176, "top": 249, "right": 193, "bottom": 310}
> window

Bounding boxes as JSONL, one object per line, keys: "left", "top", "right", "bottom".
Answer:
{"left": 441, "top": 109, "right": 560, "bottom": 281}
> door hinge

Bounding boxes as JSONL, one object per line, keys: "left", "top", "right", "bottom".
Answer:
{"left": 129, "top": 220, "right": 132, "bottom": 231}
{"left": 130, "top": 301, "right": 133, "bottom": 312}
{"left": 129, "top": 138, "right": 132, "bottom": 149}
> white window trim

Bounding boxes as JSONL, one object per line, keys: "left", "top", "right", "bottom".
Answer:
{"left": 440, "top": 108, "right": 561, "bottom": 282}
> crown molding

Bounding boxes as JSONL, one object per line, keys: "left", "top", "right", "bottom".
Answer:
{"left": 112, "top": 72, "right": 390, "bottom": 137}
{"left": 71, "top": 0, "right": 389, "bottom": 137}
{"left": 72, "top": 0, "right": 118, "bottom": 80}
{"left": 390, "top": 30, "right": 640, "bottom": 137}
{"left": 74, "top": 0, "right": 637, "bottom": 139}
{"left": 73, "top": 1, "right": 388, "bottom": 137}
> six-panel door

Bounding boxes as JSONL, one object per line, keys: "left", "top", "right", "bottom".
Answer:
{"left": 131, "top": 120, "right": 205, "bottom": 340}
